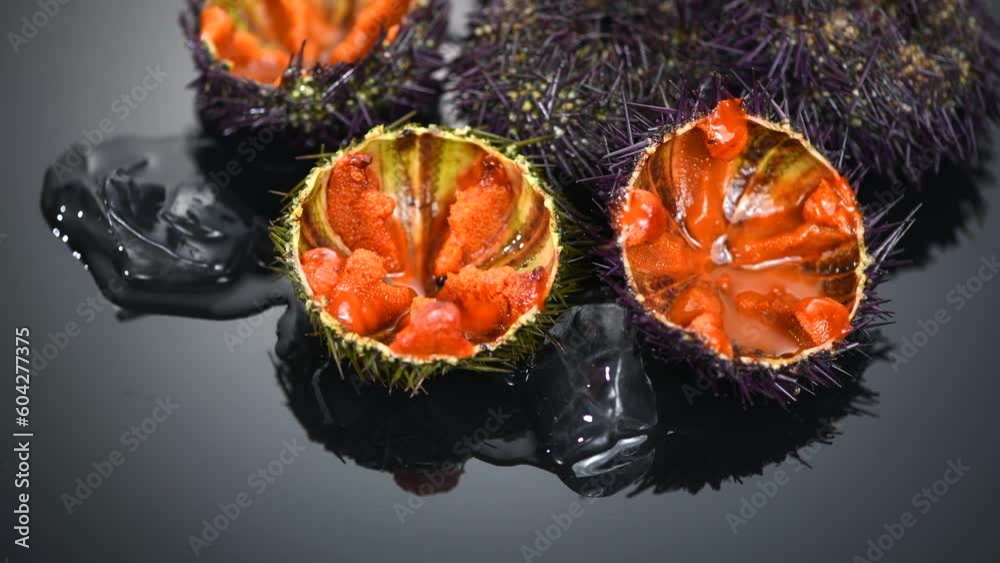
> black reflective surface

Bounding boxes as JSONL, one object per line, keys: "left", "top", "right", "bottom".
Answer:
{"left": 2, "top": 1, "right": 999, "bottom": 563}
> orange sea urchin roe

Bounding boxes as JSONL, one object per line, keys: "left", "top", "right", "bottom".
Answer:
{"left": 200, "top": 0, "right": 411, "bottom": 85}
{"left": 696, "top": 98, "right": 749, "bottom": 161}
{"left": 619, "top": 189, "right": 667, "bottom": 247}
{"left": 433, "top": 155, "right": 515, "bottom": 276}
{"left": 436, "top": 265, "right": 547, "bottom": 337}
{"left": 327, "top": 0, "right": 410, "bottom": 64}
{"left": 301, "top": 247, "right": 345, "bottom": 296}
{"left": 312, "top": 249, "right": 416, "bottom": 336}
{"left": 389, "top": 297, "right": 476, "bottom": 359}
{"left": 326, "top": 153, "right": 408, "bottom": 272}
{"left": 619, "top": 98, "right": 862, "bottom": 361}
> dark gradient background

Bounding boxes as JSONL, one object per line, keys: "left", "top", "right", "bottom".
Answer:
{"left": 1, "top": 1, "right": 998, "bottom": 562}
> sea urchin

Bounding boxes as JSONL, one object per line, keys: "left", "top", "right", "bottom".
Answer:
{"left": 609, "top": 98, "right": 900, "bottom": 402}
{"left": 182, "top": 0, "right": 448, "bottom": 150}
{"left": 275, "top": 125, "right": 568, "bottom": 390}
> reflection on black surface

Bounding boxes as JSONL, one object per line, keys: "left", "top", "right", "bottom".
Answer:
{"left": 859, "top": 158, "right": 992, "bottom": 270}
{"left": 632, "top": 369, "right": 878, "bottom": 496}
{"left": 38, "top": 135, "right": 886, "bottom": 500}
{"left": 275, "top": 301, "right": 879, "bottom": 498}
{"left": 274, "top": 297, "right": 535, "bottom": 495}
{"left": 40, "top": 135, "right": 306, "bottom": 318}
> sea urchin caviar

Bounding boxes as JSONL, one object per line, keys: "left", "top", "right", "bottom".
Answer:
{"left": 182, "top": 0, "right": 447, "bottom": 149}
{"left": 279, "top": 125, "right": 563, "bottom": 388}
{"left": 615, "top": 99, "right": 870, "bottom": 371}
{"left": 199, "top": 0, "right": 413, "bottom": 85}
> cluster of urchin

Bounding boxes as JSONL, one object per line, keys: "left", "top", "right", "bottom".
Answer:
{"left": 705, "top": 0, "right": 1000, "bottom": 180}
{"left": 449, "top": 0, "right": 724, "bottom": 190}
{"left": 180, "top": 0, "right": 997, "bottom": 401}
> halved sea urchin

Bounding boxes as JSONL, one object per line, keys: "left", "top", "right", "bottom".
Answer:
{"left": 274, "top": 125, "right": 569, "bottom": 389}
{"left": 606, "top": 97, "right": 906, "bottom": 402}
{"left": 181, "top": 0, "right": 448, "bottom": 149}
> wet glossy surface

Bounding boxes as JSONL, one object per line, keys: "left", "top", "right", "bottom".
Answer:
{"left": 41, "top": 135, "right": 297, "bottom": 319}
{"left": 2, "top": 1, "right": 999, "bottom": 562}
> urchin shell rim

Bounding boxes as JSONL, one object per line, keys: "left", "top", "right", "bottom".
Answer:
{"left": 276, "top": 124, "right": 569, "bottom": 389}
{"left": 614, "top": 114, "right": 873, "bottom": 370}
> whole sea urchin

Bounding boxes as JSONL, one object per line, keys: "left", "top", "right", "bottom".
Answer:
{"left": 604, "top": 96, "right": 909, "bottom": 403}
{"left": 274, "top": 124, "right": 572, "bottom": 390}
{"left": 181, "top": 0, "right": 448, "bottom": 150}
{"left": 450, "top": 0, "right": 719, "bottom": 194}
{"left": 709, "top": 0, "right": 1000, "bottom": 181}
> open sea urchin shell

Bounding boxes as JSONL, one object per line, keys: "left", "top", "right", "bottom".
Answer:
{"left": 708, "top": 0, "right": 1000, "bottom": 181}
{"left": 274, "top": 124, "right": 571, "bottom": 390}
{"left": 181, "top": 0, "right": 448, "bottom": 150}
{"left": 603, "top": 97, "right": 911, "bottom": 403}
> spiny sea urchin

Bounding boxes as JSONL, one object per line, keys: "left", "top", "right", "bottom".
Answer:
{"left": 450, "top": 0, "right": 720, "bottom": 194}
{"left": 601, "top": 94, "right": 911, "bottom": 403}
{"left": 181, "top": 0, "right": 448, "bottom": 150}
{"left": 273, "top": 124, "right": 575, "bottom": 390}
{"left": 707, "top": 0, "right": 1000, "bottom": 181}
